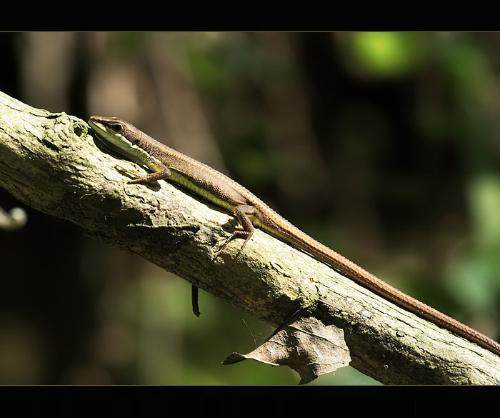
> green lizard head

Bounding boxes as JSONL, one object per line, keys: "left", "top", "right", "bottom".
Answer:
{"left": 88, "top": 116, "right": 158, "bottom": 169}
{"left": 89, "top": 116, "right": 135, "bottom": 148}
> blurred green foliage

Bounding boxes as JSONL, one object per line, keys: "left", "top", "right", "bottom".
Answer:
{"left": 348, "top": 32, "right": 427, "bottom": 77}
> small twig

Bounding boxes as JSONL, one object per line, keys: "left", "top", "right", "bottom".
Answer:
{"left": 0, "top": 206, "right": 27, "bottom": 231}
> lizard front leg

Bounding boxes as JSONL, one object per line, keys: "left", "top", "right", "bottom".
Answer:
{"left": 128, "top": 163, "right": 171, "bottom": 185}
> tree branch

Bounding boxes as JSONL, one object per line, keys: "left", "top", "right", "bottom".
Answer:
{"left": 0, "top": 90, "right": 499, "bottom": 384}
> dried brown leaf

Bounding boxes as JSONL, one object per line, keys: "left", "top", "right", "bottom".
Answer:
{"left": 223, "top": 316, "right": 351, "bottom": 384}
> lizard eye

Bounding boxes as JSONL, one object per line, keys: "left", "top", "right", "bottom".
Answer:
{"left": 109, "top": 122, "right": 123, "bottom": 133}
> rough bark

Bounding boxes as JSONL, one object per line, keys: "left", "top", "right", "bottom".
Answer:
{"left": 0, "top": 90, "right": 499, "bottom": 384}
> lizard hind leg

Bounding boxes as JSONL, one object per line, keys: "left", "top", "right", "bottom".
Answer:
{"left": 213, "top": 205, "right": 257, "bottom": 259}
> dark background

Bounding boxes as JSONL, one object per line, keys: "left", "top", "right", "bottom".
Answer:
{"left": 0, "top": 32, "right": 499, "bottom": 384}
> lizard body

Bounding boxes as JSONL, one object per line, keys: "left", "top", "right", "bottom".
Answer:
{"left": 89, "top": 116, "right": 500, "bottom": 356}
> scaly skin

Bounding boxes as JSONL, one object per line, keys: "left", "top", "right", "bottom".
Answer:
{"left": 89, "top": 116, "right": 500, "bottom": 356}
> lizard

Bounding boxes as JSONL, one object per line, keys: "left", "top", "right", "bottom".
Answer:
{"left": 88, "top": 115, "right": 500, "bottom": 357}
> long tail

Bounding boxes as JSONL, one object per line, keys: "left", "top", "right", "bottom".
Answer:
{"left": 274, "top": 223, "right": 500, "bottom": 356}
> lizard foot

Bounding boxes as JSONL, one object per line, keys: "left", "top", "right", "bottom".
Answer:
{"left": 114, "top": 164, "right": 144, "bottom": 181}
